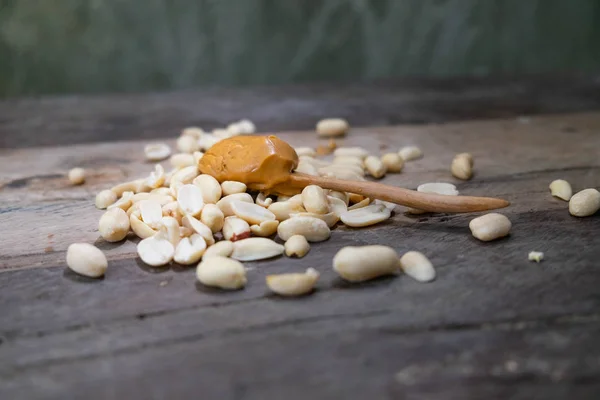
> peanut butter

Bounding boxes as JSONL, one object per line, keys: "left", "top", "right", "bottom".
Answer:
{"left": 198, "top": 135, "right": 299, "bottom": 191}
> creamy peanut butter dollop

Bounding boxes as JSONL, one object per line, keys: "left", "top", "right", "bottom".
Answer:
{"left": 198, "top": 135, "right": 299, "bottom": 191}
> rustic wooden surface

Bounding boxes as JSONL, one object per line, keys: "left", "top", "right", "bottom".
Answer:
{"left": 1, "top": 80, "right": 600, "bottom": 399}
{"left": 2, "top": 75, "right": 600, "bottom": 149}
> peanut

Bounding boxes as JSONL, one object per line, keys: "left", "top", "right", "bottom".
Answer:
{"left": 469, "top": 213, "right": 512, "bottom": 241}
{"left": 398, "top": 146, "right": 422, "bottom": 161}
{"left": 217, "top": 193, "right": 254, "bottom": 216}
{"left": 333, "top": 245, "right": 399, "bottom": 282}
{"left": 182, "top": 215, "right": 215, "bottom": 245}
{"left": 277, "top": 216, "right": 330, "bottom": 242}
{"left": 200, "top": 204, "right": 225, "bottom": 233}
{"left": 130, "top": 212, "right": 157, "bottom": 239}
{"left": 549, "top": 179, "right": 573, "bottom": 201}
{"left": 334, "top": 147, "right": 369, "bottom": 159}
{"left": 451, "top": 153, "right": 473, "bottom": 180}
{"left": 364, "top": 156, "right": 387, "bottom": 178}
{"left": 66, "top": 243, "right": 108, "bottom": 278}
{"left": 221, "top": 181, "right": 247, "bottom": 196}
{"left": 569, "top": 188, "right": 600, "bottom": 217}
{"left": 256, "top": 192, "right": 273, "bottom": 207}
{"left": 302, "top": 185, "right": 329, "bottom": 214}
{"left": 174, "top": 234, "right": 207, "bottom": 265}
{"left": 176, "top": 134, "right": 199, "bottom": 153}
{"left": 145, "top": 142, "right": 171, "bottom": 161}
{"left": 170, "top": 153, "right": 195, "bottom": 169}
{"left": 284, "top": 235, "right": 310, "bottom": 258}
{"left": 203, "top": 241, "right": 234, "bottom": 259}
{"left": 177, "top": 184, "right": 205, "bottom": 217}
{"left": 400, "top": 251, "right": 435, "bottom": 282}
{"left": 98, "top": 207, "right": 130, "bottom": 242}
{"left": 139, "top": 199, "right": 163, "bottom": 229}
{"left": 137, "top": 229, "right": 175, "bottom": 267}
{"left": 290, "top": 211, "right": 339, "bottom": 228}
{"left": 316, "top": 118, "right": 349, "bottom": 137}
{"left": 381, "top": 153, "right": 404, "bottom": 173}
{"left": 68, "top": 168, "right": 85, "bottom": 185}
{"left": 181, "top": 126, "right": 204, "bottom": 138}
{"left": 192, "top": 174, "right": 222, "bottom": 204}
{"left": 231, "top": 238, "right": 285, "bottom": 261}
{"left": 340, "top": 204, "right": 391, "bottom": 227}
{"left": 250, "top": 220, "right": 279, "bottom": 237}
{"left": 231, "top": 200, "right": 277, "bottom": 224}
{"left": 222, "top": 216, "right": 251, "bottom": 241}
{"left": 266, "top": 268, "right": 320, "bottom": 296}
{"left": 145, "top": 164, "right": 166, "bottom": 189}
{"left": 196, "top": 256, "right": 246, "bottom": 290}
{"left": 268, "top": 201, "right": 306, "bottom": 221}
{"left": 95, "top": 190, "right": 117, "bottom": 209}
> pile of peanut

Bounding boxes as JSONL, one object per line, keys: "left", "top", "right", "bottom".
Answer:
{"left": 66, "top": 118, "right": 600, "bottom": 292}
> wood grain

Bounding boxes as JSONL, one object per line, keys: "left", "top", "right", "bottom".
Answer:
{"left": 2, "top": 75, "right": 600, "bottom": 148}
{"left": 1, "top": 112, "right": 600, "bottom": 399}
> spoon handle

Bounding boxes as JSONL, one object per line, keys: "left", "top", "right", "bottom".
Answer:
{"left": 286, "top": 173, "right": 509, "bottom": 213}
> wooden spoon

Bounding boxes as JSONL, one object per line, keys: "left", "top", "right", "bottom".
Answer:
{"left": 281, "top": 173, "right": 508, "bottom": 213}
{"left": 198, "top": 135, "right": 509, "bottom": 213}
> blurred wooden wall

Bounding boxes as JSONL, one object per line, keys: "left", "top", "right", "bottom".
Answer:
{"left": 1, "top": 0, "right": 599, "bottom": 97}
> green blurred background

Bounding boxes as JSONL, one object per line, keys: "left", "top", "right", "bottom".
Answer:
{"left": 1, "top": 0, "right": 599, "bottom": 98}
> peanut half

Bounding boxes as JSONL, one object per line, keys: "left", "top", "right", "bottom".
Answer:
{"left": 231, "top": 200, "right": 277, "bottom": 225}
{"left": 174, "top": 234, "right": 207, "bottom": 265}
{"left": 231, "top": 238, "right": 285, "bottom": 261}
{"left": 266, "top": 268, "right": 320, "bottom": 296}
{"left": 217, "top": 193, "right": 254, "bottom": 216}
{"left": 222, "top": 216, "right": 251, "bottom": 241}
{"left": 145, "top": 142, "right": 171, "bottom": 161}
{"left": 549, "top": 179, "right": 573, "bottom": 201}
{"left": 340, "top": 204, "right": 391, "bottom": 227}
{"left": 137, "top": 229, "right": 175, "bottom": 267}
{"left": 400, "top": 251, "right": 436, "bottom": 282}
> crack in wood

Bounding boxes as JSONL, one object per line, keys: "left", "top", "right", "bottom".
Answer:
{"left": 1, "top": 174, "right": 64, "bottom": 189}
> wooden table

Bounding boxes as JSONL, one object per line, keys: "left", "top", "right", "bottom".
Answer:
{"left": 2, "top": 77, "right": 600, "bottom": 399}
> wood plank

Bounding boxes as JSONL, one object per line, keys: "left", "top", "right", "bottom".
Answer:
{"left": 2, "top": 311, "right": 599, "bottom": 400}
{"left": 1, "top": 204, "right": 599, "bottom": 336}
{"left": 2, "top": 112, "right": 600, "bottom": 399}
{"left": 1, "top": 76, "right": 600, "bottom": 148}
{"left": 2, "top": 243, "right": 600, "bottom": 361}
{"left": 2, "top": 112, "right": 600, "bottom": 271}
